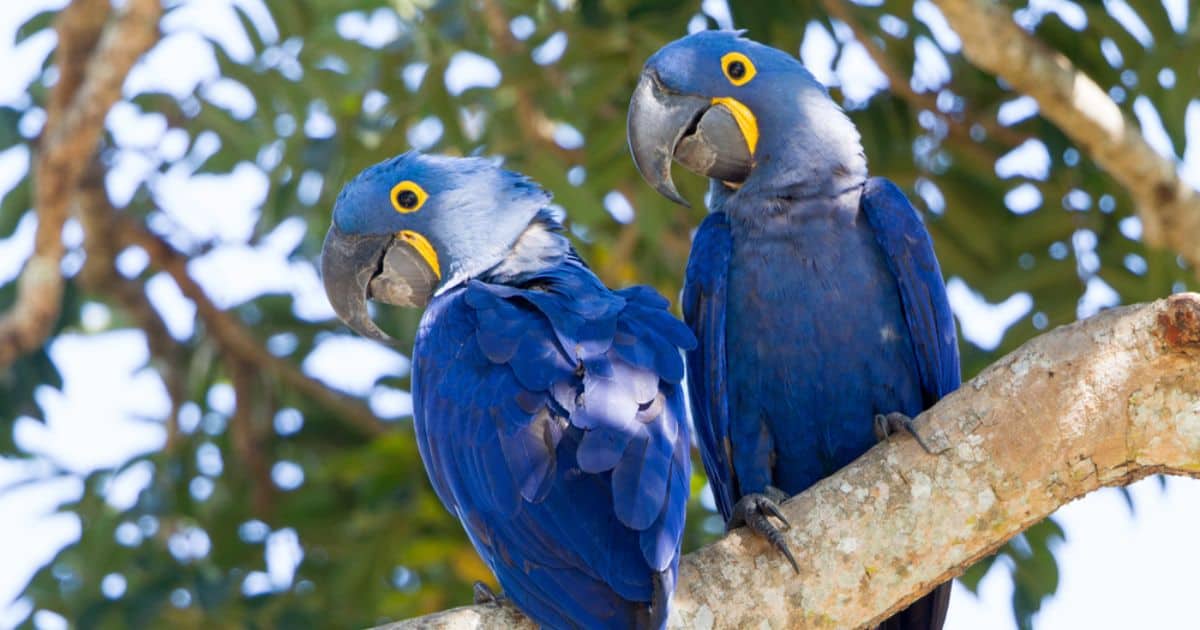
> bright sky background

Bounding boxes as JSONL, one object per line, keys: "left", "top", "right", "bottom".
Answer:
{"left": 0, "top": 1, "right": 1198, "bottom": 628}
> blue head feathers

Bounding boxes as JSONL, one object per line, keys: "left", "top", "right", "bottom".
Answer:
{"left": 333, "top": 152, "right": 554, "bottom": 287}
{"left": 644, "top": 30, "right": 824, "bottom": 103}
{"left": 628, "top": 30, "right": 866, "bottom": 205}
{"left": 321, "top": 151, "right": 561, "bottom": 342}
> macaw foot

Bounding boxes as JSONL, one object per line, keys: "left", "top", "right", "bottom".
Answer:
{"left": 727, "top": 486, "right": 799, "bottom": 573}
{"left": 637, "top": 571, "right": 669, "bottom": 630}
{"left": 472, "top": 581, "right": 505, "bottom": 606}
{"left": 874, "top": 411, "right": 937, "bottom": 454}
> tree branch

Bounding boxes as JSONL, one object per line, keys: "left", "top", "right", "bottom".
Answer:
{"left": 377, "top": 293, "right": 1200, "bottom": 629}
{"left": 477, "top": 0, "right": 579, "bottom": 162}
{"left": 930, "top": 0, "right": 1200, "bottom": 276}
{"left": 819, "top": 0, "right": 1031, "bottom": 150}
{"left": 76, "top": 160, "right": 188, "bottom": 450}
{"left": 0, "top": 0, "right": 161, "bottom": 369}
{"left": 111, "top": 216, "right": 387, "bottom": 439}
{"left": 230, "top": 357, "right": 277, "bottom": 516}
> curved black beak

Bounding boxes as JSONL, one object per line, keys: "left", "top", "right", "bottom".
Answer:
{"left": 321, "top": 222, "right": 439, "bottom": 343}
{"left": 627, "top": 70, "right": 754, "bottom": 206}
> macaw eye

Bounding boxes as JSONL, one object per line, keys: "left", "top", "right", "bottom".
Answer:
{"left": 390, "top": 181, "right": 428, "bottom": 213}
{"left": 720, "top": 52, "right": 756, "bottom": 87}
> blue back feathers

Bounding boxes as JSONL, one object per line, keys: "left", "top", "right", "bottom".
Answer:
{"left": 414, "top": 256, "right": 695, "bottom": 629}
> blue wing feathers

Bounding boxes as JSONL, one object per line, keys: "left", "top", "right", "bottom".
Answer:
{"left": 619, "top": 295, "right": 696, "bottom": 350}
{"left": 616, "top": 319, "right": 684, "bottom": 384}
{"left": 412, "top": 259, "right": 693, "bottom": 629}
{"left": 514, "top": 388, "right": 547, "bottom": 415}
{"left": 681, "top": 211, "right": 738, "bottom": 520}
{"left": 509, "top": 331, "right": 571, "bottom": 391}
{"left": 576, "top": 424, "right": 636, "bottom": 473}
{"left": 471, "top": 298, "right": 525, "bottom": 363}
{"left": 861, "top": 178, "right": 962, "bottom": 400}
{"left": 497, "top": 409, "right": 556, "bottom": 503}
{"left": 619, "top": 357, "right": 661, "bottom": 404}
{"left": 576, "top": 372, "right": 637, "bottom": 432}
{"left": 615, "top": 284, "right": 669, "bottom": 310}
{"left": 640, "top": 410, "right": 689, "bottom": 572}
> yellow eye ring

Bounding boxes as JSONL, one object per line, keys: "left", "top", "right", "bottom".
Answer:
{"left": 390, "top": 180, "right": 428, "bottom": 213}
{"left": 720, "top": 52, "right": 756, "bottom": 86}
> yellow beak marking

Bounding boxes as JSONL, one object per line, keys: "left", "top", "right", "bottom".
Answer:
{"left": 710, "top": 96, "right": 759, "bottom": 157}
{"left": 398, "top": 230, "right": 441, "bottom": 280}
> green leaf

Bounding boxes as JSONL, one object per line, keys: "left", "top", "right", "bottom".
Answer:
{"left": 15, "top": 9, "right": 56, "bottom": 45}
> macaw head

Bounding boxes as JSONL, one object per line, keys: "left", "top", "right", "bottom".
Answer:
{"left": 628, "top": 30, "right": 863, "bottom": 206}
{"left": 321, "top": 151, "right": 550, "bottom": 341}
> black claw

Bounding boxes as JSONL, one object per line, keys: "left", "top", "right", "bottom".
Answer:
{"left": 473, "top": 581, "right": 503, "bottom": 606}
{"left": 761, "top": 521, "right": 799, "bottom": 573}
{"left": 728, "top": 490, "right": 800, "bottom": 573}
{"left": 760, "top": 499, "right": 791, "bottom": 528}
{"left": 875, "top": 411, "right": 938, "bottom": 455}
{"left": 641, "top": 571, "right": 669, "bottom": 630}
{"left": 873, "top": 413, "right": 891, "bottom": 443}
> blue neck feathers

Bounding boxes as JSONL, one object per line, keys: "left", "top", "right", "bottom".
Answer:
{"left": 481, "top": 210, "right": 577, "bottom": 286}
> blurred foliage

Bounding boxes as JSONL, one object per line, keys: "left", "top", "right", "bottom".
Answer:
{"left": 0, "top": 0, "right": 1195, "bottom": 628}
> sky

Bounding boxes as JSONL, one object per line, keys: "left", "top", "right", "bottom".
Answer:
{"left": 0, "top": 0, "right": 1198, "bottom": 628}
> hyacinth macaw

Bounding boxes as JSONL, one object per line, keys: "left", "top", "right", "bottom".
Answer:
{"left": 320, "top": 152, "right": 695, "bottom": 629}
{"left": 627, "top": 31, "right": 960, "bottom": 630}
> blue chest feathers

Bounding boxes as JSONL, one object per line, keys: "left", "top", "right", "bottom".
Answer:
{"left": 724, "top": 195, "right": 923, "bottom": 494}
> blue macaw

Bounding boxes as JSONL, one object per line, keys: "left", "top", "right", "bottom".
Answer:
{"left": 320, "top": 152, "right": 695, "bottom": 629}
{"left": 627, "top": 31, "right": 960, "bottom": 629}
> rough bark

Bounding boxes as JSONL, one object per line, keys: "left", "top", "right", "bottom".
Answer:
{"left": 931, "top": 0, "right": 1200, "bottom": 276}
{"left": 378, "top": 293, "right": 1200, "bottom": 630}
